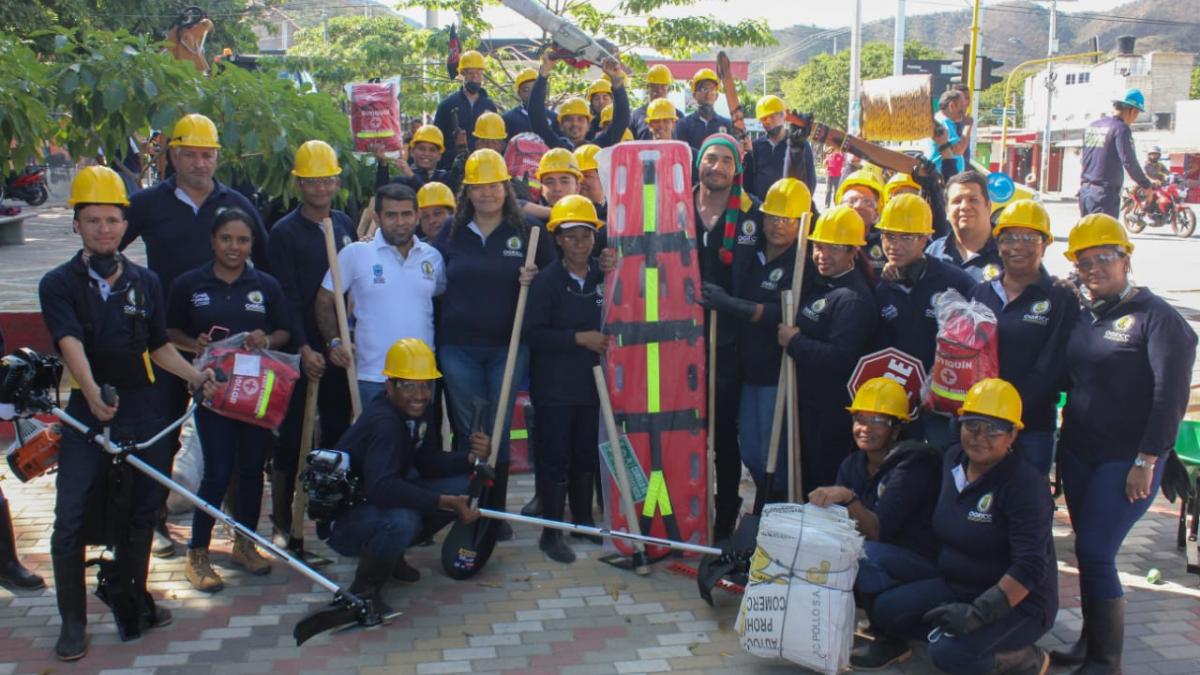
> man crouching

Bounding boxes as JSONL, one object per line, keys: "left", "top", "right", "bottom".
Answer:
{"left": 321, "top": 338, "right": 485, "bottom": 610}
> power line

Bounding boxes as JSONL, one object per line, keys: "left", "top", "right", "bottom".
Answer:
{"left": 904, "top": 0, "right": 1200, "bottom": 28}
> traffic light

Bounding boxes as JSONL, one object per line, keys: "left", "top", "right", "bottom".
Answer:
{"left": 950, "top": 43, "right": 970, "bottom": 86}
{"left": 980, "top": 56, "right": 1004, "bottom": 90}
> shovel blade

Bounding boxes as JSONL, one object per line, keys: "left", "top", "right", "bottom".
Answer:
{"left": 441, "top": 518, "right": 498, "bottom": 580}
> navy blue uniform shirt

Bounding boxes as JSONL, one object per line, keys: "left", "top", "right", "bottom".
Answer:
{"left": 926, "top": 234, "right": 1004, "bottom": 283}
{"left": 731, "top": 243, "right": 795, "bottom": 386}
{"left": 1081, "top": 116, "right": 1152, "bottom": 190}
{"left": 786, "top": 269, "right": 877, "bottom": 407}
{"left": 745, "top": 136, "right": 816, "bottom": 200}
{"left": 875, "top": 256, "right": 976, "bottom": 370}
{"left": 166, "top": 262, "right": 290, "bottom": 346}
{"left": 121, "top": 176, "right": 270, "bottom": 296}
{"left": 502, "top": 105, "right": 559, "bottom": 140}
{"left": 835, "top": 441, "right": 942, "bottom": 560}
{"left": 433, "top": 220, "right": 556, "bottom": 347}
{"left": 524, "top": 259, "right": 604, "bottom": 407}
{"left": 338, "top": 396, "right": 469, "bottom": 514}
{"left": 433, "top": 88, "right": 499, "bottom": 170}
{"left": 266, "top": 209, "right": 354, "bottom": 351}
{"left": 674, "top": 111, "right": 733, "bottom": 150}
{"left": 1061, "top": 288, "right": 1197, "bottom": 462}
{"left": 629, "top": 102, "right": 684, "bottom": 140}
{"left": 864, "top": 230, "right": 887, "bottom": 275}
{"left": 695, "top": 187, "right": 764, "bottom": 348}
{"left": 374, "top": 163, "right": 461, "bottom": 196}
{"left": 970, "top": 271, "right": 1078, "bottom": 432}
{"left": 933, "top": 444, "right": 1057, "bottom": 624}
{"left": 528, "top": 76, "right": 630, "bottom": 151}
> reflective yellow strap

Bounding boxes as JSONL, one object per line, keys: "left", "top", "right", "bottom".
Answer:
{"left": 641, "top": 470, "right": 673, "bottom": 518}
{"left": 643, "top": 184, "right": 657, "bottom": 233}
{"left": 509, "top": 429, "right": 528, "bottom": 441}
{"left": 142, "top": 351, "right": 155, "bottom": 384}
{"left": 255, "top": 370, "right": 276, "bottom": 419}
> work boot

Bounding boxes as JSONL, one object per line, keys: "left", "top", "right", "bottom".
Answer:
{"left": 186, "top": 549, "right": 224, "bottom": 592}
{"left": 270, "top": 468, "right": 294, "bottom": 549}
{"left": 491, "top": 462, "right": 514, "bottom": 542}
{"left": 231, "top": 535, "right": 272, "bottom": 575}
{"left": 52, "top": 549, "right": 89, "bottom": 661}
{"left": 1051, "top": 595, "right": 1088, "bottom": 666}
{"left": 712, "top": 494, "right": 743, "bottom": 544}
{"left": 0, "top": 500, "right": 45, "bottom": 590}
{"left": 538, "top": 481, "right": 575, "bottom": 564}
{"left": 152, "top": 527, "right": 177, "bottom": 559}
{"left": 849, "top": 635, "right": 911, "bottom": 671}
{"left": 991, "top": 645, "right": 1050, "bottom": 675}
{"left": 568, "top": 472, "right": 603, "bottom": 544}
{"left": 349, "top": 553, "right": 395, "bottom": 616}
{"left": 392, "top": 555, "right": 420, "bottom": 583}
{"left": 1070, "top": 597, "right": 1125, "bottom": 675}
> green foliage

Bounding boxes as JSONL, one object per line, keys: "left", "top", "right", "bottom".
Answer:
{"left": 0, "top": 36, "right": 54, "bottom": 170}
{"left": 568, "top": 3, "right": 774, "bottom": 58}
{"left": 1192, "top": 64, "right": 1200, "bottom": 100}
{"left": 977, "top": 69, "right": 1036, "bottom": 127}
{"left": 781, "top": 42, "right": 943, "bottom": 127}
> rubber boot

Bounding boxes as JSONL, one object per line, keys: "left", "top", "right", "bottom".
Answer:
{"left": 1070, "top": 597, "right": 1125, "bottom": 675}
{"left": 52, "top": 549, "right": 89, "bottom": 661}
{"left": 349, "top": 553, "right": 395, "bottom": 616}
{"left": 1051, "top": 595, "right": 1088, "bottom": 666}
{"left": 124, "top": 527, "right": 173, "bottom": 631}
{"left": 568, "top": 472, "right": 603, "bottom": 544}
{"left": 491, "top": 462, "right": 514, "bottom": 542}
{"left": 712, "top": 494, "right": 743, "bottom": 544}
{"left": 270, "top": 468, "right": 294, "bottom": 549}
{"left": 538, "top": 481, "right": 575, "bottom": 564}
{"left": 0, "top": 500, "right": 45, "bottom": 590}
{"left": 520, "top": 404, "right": 542, "bottom": 517}
{"left": 990, "top": 645, "right": 1050, "bottom": 675}
{"left": 392, "top": 555, "right": 420, "bottom": 583}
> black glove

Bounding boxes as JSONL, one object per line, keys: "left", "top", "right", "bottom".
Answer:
{"left": 788, "top": 111, "right": 814, "bottom": 144}
{"left": 922, "top": 585, "right": 1011, "bottom": 635}
{"left": 700, "top": 282, "right": 757, "bottom": 321}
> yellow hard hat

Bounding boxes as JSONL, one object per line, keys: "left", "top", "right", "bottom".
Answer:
{"left": 68, "top": 166, "right": 130, "bottom": 207}
{"left": 574, "top": 144, "right": 601, "bottom": 173}
{"left": 462, "top": 148, "right": 511, "bottom": 185}
{"left": 760, "top": 178, "right": 812, "bottom": 219}
{"left": 417, "top": 181, "right": 456, "bottom": 210}
{"left": 756, "top": 95, "right": 785, "bottom": 121}
{"left": 835, "top": 169, "right": 884, "bottom": 205}
{"left": 382, "top": 338, "right": 442, "bottom": 380}
{"left": 473, "top": 112, "right": 507, "bottom": 140}
{"left": 691, "top": 68, "right": 720, "bottom": 91}
{"left": 876, "top": 193, "right": 934, "bottom": 235}
{"left": 646, "top": 98, "right": 678, "bottom": 122}
{"left": 547, "top": 194, "right": 604, "bottom": 232}
{"left": 646, "top": 64, "right": 673, "bottom": 86}
{"left": 994, "top": 199, "right": 1051, "bottom": 238}
{"left": 809, "top": 205, "right": 867, "bottom": 247}
{"left": 621, "top": 128, "right": 634, "bottom": 142}
{"left": 458, "top": 50, "right": 486, "bottom": 72}
{"left": 957, "top": 378, "right": 1024, "bottom": 430}
{"left": 515, "top": 67, "right": 538, "bottom": 91}
{"left": 169, "top": 113, "right": 220, "bottom": 148}
{"left": 600, "top": 104, "right": 614, "bottom": 126}
{"left": 586, "top": 79, "right": 613, "bottom": 101}
{"left": 1064, "top": 213, "right": 1134, "bottom": 262}
{"left": 292, "top": 140, "right": 341, "bottom": 178}
{"left": 536, "top": 147, "right": 583, "bottom": 181}
{"left": 846, "top": 377, "right": 910, "bottom": 422}
{"left": 558, "top": 96, "right": 592, "bottom": 121}
{"left": 884, "top": 173, "right": 922, "bottom": 200}
{"left": 411, "top": 124, "right": 445, "bottom": 152}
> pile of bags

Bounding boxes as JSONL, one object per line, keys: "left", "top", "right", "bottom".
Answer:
{"left": 735, "top": 503, "right": 865, "bottom": 674}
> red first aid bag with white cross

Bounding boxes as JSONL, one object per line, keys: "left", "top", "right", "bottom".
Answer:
{"left": 923, "top": 289, "right": 999, "bottom": 415}
{"left": 196, "top": 334, "right": 301, "bottom": 430}
{"left": 347, "top": 78, "right": 402, "bottom": 152}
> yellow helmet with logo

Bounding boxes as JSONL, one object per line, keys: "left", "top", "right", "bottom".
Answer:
{"left": 994, "top": 199, "right": 1050, "bottom": 238}
{"left": 547, "top": 194, "right": 604, "bottom": 232}
{"left": 68, "top": 166, "right": 130, "bottom": 207}
{"left": 756, "top": 95, "right": 785, "bottom": 121}
{"left": 458, "top": 50, "right": 486, "bottom": 72}
{"left": 169, "top": 113, "right": 220, "bottom": 148}
{"left": 514, "top": 67, "right": 538, "bottom": 91}
{"left": 847, "top": 377, "right": 910, "bottom": 422}
{"left": 646, "top": 64, "right": 673, "bottom": 86}
{"left": 809, "top": 205, "right": 867, "bottom": 247}
{"left": 536, "top": 148, "right": 582, "bottom": 181}
{"left": 382, "top": 338, "right": 442, "bottom": 380}
{"left": 1064, "top": 213, "right": 1133, "bottom": 262}
{"left": 586, "top": 79, "right": 613, "bottom": 101}
{"left": 691, "top": 68, "right": 720, "bottom": 91}
{"left": 292, "top": 140, "right": 341, "bottom": 178}
{"left": 646, "top": 98, "right": 678, "bottom": 122}
{"left": 417, "top": 182, "right": 456, "bottom": 210}
{"left": 957, "top": 378, "right": 1024, "bottom": 430}
{"left": 558, "top": 96, "right": 592, "bottom": 121}
{"left": 472, "top": 112, "right": 507, "bottom": 140}
{"left": 884, "top": 173, "right": 922, "bottom": 200}
{"left": 462, "top": 148, "right": 511, "bottom": 185}
{"left": 760, "top": 178, "right": 812, "bottom": 219}
{"left": 574, "top": 144, "right": 601, "bottom": 173}
{"left": 835, "top": 168, "right": 884, "bottom": 205}
{"left": 411, "top": 124, "right": 445, "bottom": 152}
{"left": 876, "top": 193, "right": 934, "bottom": 235}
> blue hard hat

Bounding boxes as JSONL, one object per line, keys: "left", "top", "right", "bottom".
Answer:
{"left": 1114, "top": 88, "right": 1145, "bottom": 112}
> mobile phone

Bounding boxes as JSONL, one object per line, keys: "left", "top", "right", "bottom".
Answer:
{"left": 206, "top": 325, "right": 231, "bottom": 341}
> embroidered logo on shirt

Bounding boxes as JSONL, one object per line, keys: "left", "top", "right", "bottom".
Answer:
{"left": 503, "top": 236, "right": 524, "bottom": 258}
{"left": 1023, "top": 299, "right": 1051, "bottom": 325}
{"left": 342, "top": 234, "right": 353, "bottom": 248}
{"left": 123, "top": 288, "right": 144, "bottom": 317}
{"left": 981, "top": 264, "right": 1002, "bottom": 281}
{"left": 968, "top": 492, "right": 994, "bottom": 523}
{"left": 421, "top": 261, "right": 434, "bottom": 279}
{"left": 869, "top": 244, "right": 884, "bottom": 261}
{"left": 190, "top": 292, "right": 211, "bottom": 308}
{"left": 769, "top": 268, "right": 784, "bottom": 283}
{"left": 244, "top": 290, "right": 266, "bottom": 313}
{"left": 737, "top": 219, "right": 757, "bottom": 244}
{"left": 373, "top": 263, "right": 386, "bottom": 285}
{"left": 595, "top": 283, "right": 606, "bottom": 306}
{"left": 802, "top": 297, "right": 827, "bottom": 321}
{"left": 881, "top": 304, "right": 899, "bottom": 320}
{"left": 1104, "top": 314, "right": 1135, "bottom": 343}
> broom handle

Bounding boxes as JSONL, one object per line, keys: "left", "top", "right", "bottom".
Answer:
{"left": 321, "top": 217, "right": 362, "bottom": 420}
{"left": 785, "top": 214, "right": 810, "bottom": 503}
{"left": 488, "top": 226, "right": 540, "bottom": 467}
{"left": 593, "top": 366, "right": 647, "bottom": 558}
{"left": 290, "top": 379, "right": 320, "bottom": 541}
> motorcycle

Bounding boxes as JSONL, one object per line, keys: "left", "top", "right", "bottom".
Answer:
{"left": 1121, "top": 173, "right": 1196, "bottom": 238}
{"left": 1, "top": 165, "right": 50, "bottom": 206}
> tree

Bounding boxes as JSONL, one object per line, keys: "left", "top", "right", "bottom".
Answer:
{"left": 0, "top": 36, "right": 54, "bottom": 170}
{"left": 977, "top": 69, "right": 1036, "bottom": 127}
{"left": 1192, "top": 64, "right": 1200, "bottom": 100}
{"left": 781, "top": 42, "right": 943, "bottom": 128}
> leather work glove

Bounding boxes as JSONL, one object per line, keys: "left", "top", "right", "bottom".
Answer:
{"left": 700, "top": 282, "right": 757, "bottom": 321}
{"left": 788, "top": 111, "right": 814, "bottom": 144}
{"left": 922, "top": 585, "right": 1011, "bottom": 636}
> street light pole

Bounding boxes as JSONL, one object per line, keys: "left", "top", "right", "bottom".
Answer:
{"left": 847, "top": 0, "right": 862, "bottom": 134}
{"left": 893, "top": 0, "right": 905, "bottom": 77}
{"left": 1040, "top": 0, "right": 1057, "bottom": 194}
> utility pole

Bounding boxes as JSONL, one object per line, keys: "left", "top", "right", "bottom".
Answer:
{"left": 426, "top": 8, "right": 438, "bottom": 29}
{"left": 847, "top": 0, "right": 862, "bottom": 135}
{"left": 1037, "top": 0, "right": 1074, "bottom": 194}
{"left": 969, "top": 5, "right": 983, "bottom": 159}
{"left": 893, "top": 0, "right": 906, "bottom": 77}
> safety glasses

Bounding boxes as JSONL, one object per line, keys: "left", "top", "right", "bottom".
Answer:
{"left": 852, "top": 413, "right": 895, "bottom": 427}
{"left": 960, "top": 419, "right": 1013, "bottom": 438}
{"left": 1074, "top": 251, "right": 1124, "bottom": 273}
{"left": 880, "top": 231, "right": 923, "bottom": 244}
{"left": 997, "top": 231, "right": 1044, "bottom": 246}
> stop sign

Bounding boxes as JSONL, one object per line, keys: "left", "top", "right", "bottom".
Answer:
{"left": 847, "top": 348, "right": 927, "bottom": 419}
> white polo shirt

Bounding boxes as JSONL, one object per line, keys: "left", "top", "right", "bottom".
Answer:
{"left": 322, "top": 230, "right": 447, "bottom": 382}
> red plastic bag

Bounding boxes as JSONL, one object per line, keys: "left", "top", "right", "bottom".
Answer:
{"left": 347, "top": 79, "right": 402, "bottom": 152}
{"left": 924, "top": 289, "right": 998, "bottom": 415}
{"left": 196, "top": 334, "right": 301, "bottom": 430}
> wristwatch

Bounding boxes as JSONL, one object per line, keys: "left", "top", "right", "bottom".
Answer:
{"left": 328, "top": 337, "right": 342, "bottom": 349}
{"left": 1134, "top": 456, "right": 1156, "bottom": 469}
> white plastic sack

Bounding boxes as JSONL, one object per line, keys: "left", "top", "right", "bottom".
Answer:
{"left": 166, "top": 418, "right": 203, "bottom": 514}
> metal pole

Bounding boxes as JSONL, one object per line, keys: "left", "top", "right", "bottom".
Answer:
{"left": 1040, "top": 0, "right": 1057, "bottom": 195}
{"left": 426, "top": 8, "right": 438, "bottom": 29}
{"left": 847, "top": 0, "right": 862, "bottom": 135}
{"left": 477, "top": 509, "right": 723, "bottom": 557}
{"left": 893, "top": 0, "right": 906, "bottom": 77}
{"left": 969, "top": 5, "right": 983, "bottom": 159}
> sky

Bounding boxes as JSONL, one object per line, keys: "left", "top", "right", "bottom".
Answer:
{"left": 395, "top": 0, "right": 1141, "bottom": 43}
